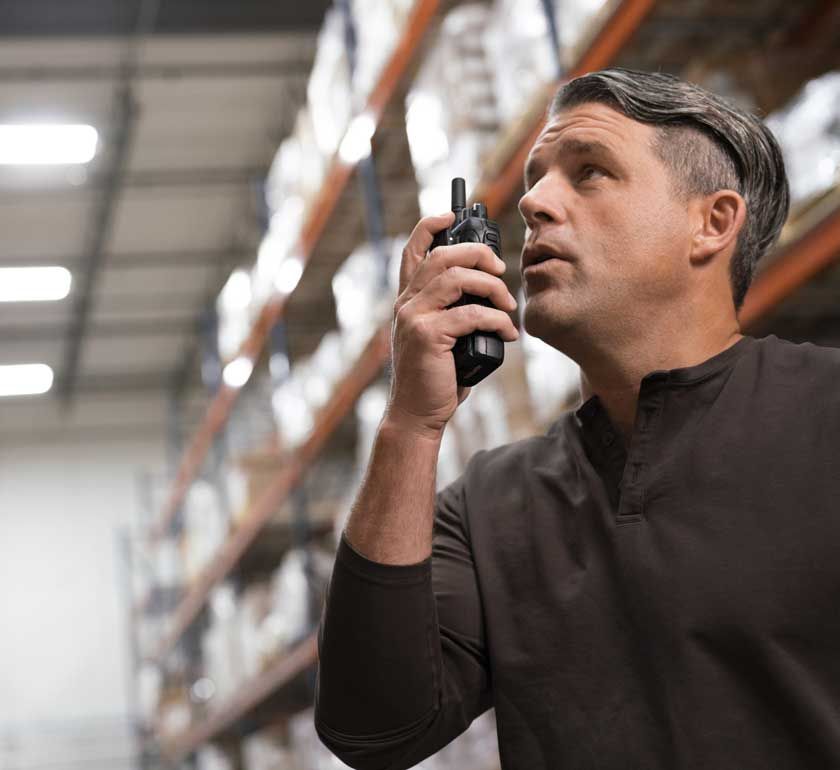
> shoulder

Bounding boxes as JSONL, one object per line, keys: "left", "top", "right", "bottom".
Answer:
{"left": 758, "top": 333, "right": 840, "bottom": 367}
{"left": 737, "top": 335, "right": 840, "bottom": 439}
{"left": 753, "top": 334, "right": 840, "bottom": 388}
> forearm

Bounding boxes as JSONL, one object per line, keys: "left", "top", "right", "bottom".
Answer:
{"left": 343, "top": 415, "right": 442, "bottom": 566}
{"left": 315, "top": 417, "right": 443, "bottom": 755}
{"left": 315, "top": 422, "right": 492, "bottom": 769}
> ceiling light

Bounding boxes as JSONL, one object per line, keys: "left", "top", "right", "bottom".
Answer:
{"left": 222, "top": 357, "right": 253, "bottom": 389}
{"left": 0, "top": 266, "right": 72, "bottom": 302}
{"left": 0, "top": 124, "right": 98, "bottom": 165}
{"left": 0, "top": 364, "right": 54, "bottom": 397}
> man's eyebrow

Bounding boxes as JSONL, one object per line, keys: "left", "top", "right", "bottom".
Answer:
{"left": 554, "top": 138, "right": 618, "bottom": 160}
{"left": 524, "top": 138, "right": 619, "bottom": 187}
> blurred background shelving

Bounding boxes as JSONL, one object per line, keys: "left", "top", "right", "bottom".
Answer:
{"left": 2, "top": 1, "right": 840, "bottom": 769}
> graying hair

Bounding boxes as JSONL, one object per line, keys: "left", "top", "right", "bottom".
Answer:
{"left": 550, "top": 67, "right": 790, "bottom": 313}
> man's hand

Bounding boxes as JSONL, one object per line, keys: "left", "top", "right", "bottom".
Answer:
{"left": 385, "top": 211, "right": 519, "bottom": 440}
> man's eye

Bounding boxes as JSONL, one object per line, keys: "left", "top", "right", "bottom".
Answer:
{"left": 579, "top": 164, "right": 606, "bottom": 181}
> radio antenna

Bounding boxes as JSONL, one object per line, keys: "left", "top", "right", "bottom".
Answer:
{"left": 451, "top": 177, "right": 466, "bottom": 213}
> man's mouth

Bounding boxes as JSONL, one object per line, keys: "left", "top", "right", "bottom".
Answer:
{"left": 522, "top": 257, "right": 572, "bottom": 276}
{"left": 521, "top": 243, "right": 574, "bottom": 270}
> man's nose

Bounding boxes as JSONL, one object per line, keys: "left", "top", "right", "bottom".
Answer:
{"left": 518, "top": 175, "right": 567, "bottom": 229}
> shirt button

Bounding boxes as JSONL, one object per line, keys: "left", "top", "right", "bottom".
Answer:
{"left": 603, "top": 431, "right": 615, "bottom": 447}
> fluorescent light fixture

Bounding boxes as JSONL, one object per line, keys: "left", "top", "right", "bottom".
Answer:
{"left": 274, "top": 256, "right": 304, "bottom": 294}
{"left": 338, "top": 113, "right": 375, "bottom": 165}
{"left": 0, "top": 124, "right": 98, "bottom": 165}
{"left": 0, "top": 364, "right": 54, "bottom": 397}
{"left": 222, "top": 356, "right": 253, "bottom": 389}
{"left": 0, "top": 266, "right": 72, "bottom": 302}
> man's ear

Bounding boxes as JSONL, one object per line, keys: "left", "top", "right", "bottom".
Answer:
{"left": 690, "top": 189, "right": 747, "bottom": 265}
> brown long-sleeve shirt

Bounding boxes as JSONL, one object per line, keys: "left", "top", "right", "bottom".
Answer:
{"left": 314, "top": 333, "right": 840, "bottom": 769}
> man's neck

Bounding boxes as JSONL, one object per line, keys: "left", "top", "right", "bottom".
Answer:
{"left": 578, "top": 327, "right": 744, "bottom": 448}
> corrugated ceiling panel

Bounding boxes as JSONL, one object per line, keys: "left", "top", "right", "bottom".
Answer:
{"left": 96, "top": 261, "right": 218, "bottom": 295}
{"left": 0, "top": 197, "right": 92, "bottom": 260}
{"left": 80, "top": 332, "right": 187, "bottom": 373}
{"left": 106, "top": 189, "right": 242, "bottom": 253}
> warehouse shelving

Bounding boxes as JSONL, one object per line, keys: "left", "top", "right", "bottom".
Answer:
{"left": 149, "top": 0, "right": 660, "bottom": 549}
{"left": 162, "top": 635, "right": 319, "bottom": 764}
{"left": 151, "top": 327, "right": 390, "bottom": 664}
{"left": 141, "top": 0, "right": 840, "bottom": 763}
{"left": 144, "top": 2, "right": 660, "bottom": 760}
{"left": 148, "top": 0, "right": 443, "bottom": 544}
{"left": 147, "top": 0, "right": 657, "bottom": 665}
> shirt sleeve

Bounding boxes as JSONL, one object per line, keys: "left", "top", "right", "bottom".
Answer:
{"left": 313, "top": 457, "right": 493, "bottom": 770}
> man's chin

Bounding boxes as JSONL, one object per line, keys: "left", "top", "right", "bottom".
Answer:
{"left": 522, "top": 296, "right": 577, "bottom": 344}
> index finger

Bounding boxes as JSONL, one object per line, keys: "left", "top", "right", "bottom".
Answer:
{"left": 399, "top": 211, "right": 455, "bottom": 295}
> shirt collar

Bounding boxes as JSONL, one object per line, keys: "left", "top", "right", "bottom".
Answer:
{"left": 573, "top": 334, "right": 759, "bottom": 443}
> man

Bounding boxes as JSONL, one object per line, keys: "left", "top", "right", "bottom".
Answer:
{"left": 313, "top": 68, "right": 840, "bottom": 769}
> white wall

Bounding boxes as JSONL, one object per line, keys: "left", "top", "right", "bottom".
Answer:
{"left": 0, "top": 408, "right": 167, "bottom": 769}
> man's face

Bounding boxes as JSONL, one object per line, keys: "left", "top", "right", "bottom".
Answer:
{"left": 518, "top": 102, "right": 696, "bottom": 348}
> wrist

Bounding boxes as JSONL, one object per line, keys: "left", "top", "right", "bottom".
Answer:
{"left": 380, "top": 406, "right": 445, "bottom": 445}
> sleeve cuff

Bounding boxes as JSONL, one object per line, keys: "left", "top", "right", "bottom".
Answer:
{"left": 337, "top": 529, "right": 432, "bottom": 585}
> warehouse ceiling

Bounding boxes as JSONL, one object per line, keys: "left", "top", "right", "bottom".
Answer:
{"left": 2, "top": 0, "right": 839, "bottom": 443}
{"left": 0, "top": 0, "right": 329, "bottom": 36}
{"left": 0, "top": 0, "right": 330, "bottom": 426}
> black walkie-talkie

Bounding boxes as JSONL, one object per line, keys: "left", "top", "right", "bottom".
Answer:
{"left": 431, "top": 178, "right": 505, "bottom": 387}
